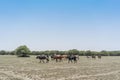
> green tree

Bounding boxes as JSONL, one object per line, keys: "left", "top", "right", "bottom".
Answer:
{"left": 100, "top": 50, "right": 109, "bottom": 56}
{"left": 85, "top": 50, "right": 92, "bottom": 56}
{"left": 68, "top": 49, "right": 80, "bottom": 55}
{"left": 15, "top": 45, "right": 31, "bottom": 57}
{"left": 0, "top": 50, "right": 6, "bottom": 55}
{"left": 79, "top": 51, "right": 85, "bottom": 56}
{"left": 9, "top": 51, "right": 15, "bottom": 55}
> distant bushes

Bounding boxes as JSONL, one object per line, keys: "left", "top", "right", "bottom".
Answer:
{"left": 0, "top": 50, "right": 15, "bottom": 55}
{"left": 0, "top": 46, "right": 120, "bottom": 56}
{"left": 1, "top": 49, "right": 120, "bottom": 56}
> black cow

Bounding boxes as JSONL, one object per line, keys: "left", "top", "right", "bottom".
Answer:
{"left": 36, "top": 55, "right": 49, "bottom": 63}
{"left": 67, "top": 55, "right": 77, "bottom": 63}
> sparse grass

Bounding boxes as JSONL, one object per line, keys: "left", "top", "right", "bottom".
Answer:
{"left": 0, "top": 55, "right": 120, "bottom": 80}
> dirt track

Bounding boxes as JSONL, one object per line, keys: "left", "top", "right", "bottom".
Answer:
{"left": 0, "top": 56, "right": 120, "bottom": 80}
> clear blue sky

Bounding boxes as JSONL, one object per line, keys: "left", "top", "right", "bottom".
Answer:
{"left": 0, "top": 0, "right": 120, "bottom": 51}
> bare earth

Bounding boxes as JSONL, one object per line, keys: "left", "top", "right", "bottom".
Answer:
{"left": 0, "top": 55, "right": 120, "bottom": 80}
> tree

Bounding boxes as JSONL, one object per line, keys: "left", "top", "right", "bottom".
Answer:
{"left": 9, "top": 51, "right": 15, "bottom": 55}
{"left": 68, "top": 49, "right": 80, "bottom": 55}
{"left": 0, "top": 50, "right": 6, "bottom": 55}
{"left": 100, "top": 50, "right": 109, "bottom": 56}
{"left": 85, "top": 50, "right": 92, "bottom": 56}
{"left": 15, "top": 45, "right": 31, "bottom": 57}
{"left": 79, "top": 51, "right": 85, "bottom": 56}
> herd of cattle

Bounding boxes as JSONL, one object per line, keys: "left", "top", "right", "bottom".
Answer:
{"left": 36, "top": 54, "right": 102, "bottom": 63}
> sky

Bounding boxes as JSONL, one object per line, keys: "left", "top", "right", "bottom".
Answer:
{"left": 0, "top": 0, "right": 120, "bottom": 51}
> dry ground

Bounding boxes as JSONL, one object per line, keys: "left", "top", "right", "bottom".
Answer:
{"left": 0, "top": 55, "right": 120, "bottom": 80}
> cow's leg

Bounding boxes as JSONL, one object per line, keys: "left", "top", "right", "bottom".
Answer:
{"left": 56, "top": 59, "right": 58, "bottom": 62}
{"left": 71, "top": 60, "right": 72, "bottom": 63}
{"left": 61, "top": 58, "right": 63, "bottom": 62}
{"left": 39, "top": 60, "right": 41, "bottom": 63}
{"left": 43, "top": 59, "right": 45, "bottom": 63}
{"left": 60, "top": 58, "right": 62, "bottom": 62}
{"left": 74, "top": 60, "right": 77, "bottom": 63}
{"left": 46, "top": 58, "right": 49, "bottom": 63}
{"left": 68, "top": 59, "right": 70, "bottom": 63}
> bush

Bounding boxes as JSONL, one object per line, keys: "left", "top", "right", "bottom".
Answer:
{"left": 15, "top": 45, "right": 31, "bottom": 57}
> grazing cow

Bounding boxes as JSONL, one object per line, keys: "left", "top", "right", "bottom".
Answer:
{"left": 86, "top": 56, "right": 90, "bottom": 58}
{"left": 61, "top": 54, "right": 68, "bottom": 60}
{"left": 97, "top": 54, "right": 102, "bottom": 59}
{"left": 51, "top": 54, "right": 64, "bottom": 62}
{"left": 75, "top": 55, "right": 79, "bottom": 60}
{"left": 67, "top": 55, "right": 77, "bottom": 63}
{"left": 91, "top": 55, "right": 96, "bottom": 59}
{"left": 36, "top": 55, "right": 49, "bottom": 63}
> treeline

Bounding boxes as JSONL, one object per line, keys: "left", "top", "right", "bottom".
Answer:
{"left": 1, "top": 49, "right": 120, "bottom": 56}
